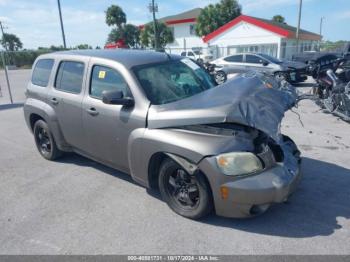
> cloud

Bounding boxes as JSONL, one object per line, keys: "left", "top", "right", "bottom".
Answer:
{"left": 337, "top": 10, "right": 350, "bottom": 19}
{"left": 240, "top": 0, "right": 297, "bottom": 13}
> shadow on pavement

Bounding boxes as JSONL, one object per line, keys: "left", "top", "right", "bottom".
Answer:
{"left": 200, "top": 157, "right": 350, "bottom": 238}
{"left": 54, "top": 153, "right": 350, "bottom": 238}
{"left": 0, "top": 103, "right": 24, "bottom": 111}
{"left": 56, "top": 152, "right": 136, "bottom": 185}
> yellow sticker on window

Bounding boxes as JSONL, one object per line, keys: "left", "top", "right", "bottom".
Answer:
{"left": 98, "top": 70, "right": 106, "bottom": 79}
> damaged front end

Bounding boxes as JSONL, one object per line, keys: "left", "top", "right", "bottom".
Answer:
{"left": 146, "top": 72, "right": 302, "bottom": 217}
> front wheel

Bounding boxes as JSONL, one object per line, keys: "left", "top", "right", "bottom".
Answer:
{"left": 158, "top": 158, "right": 213, "bottom": 219}
{"left": 274, "top": 71, "right": 287, "bottom": 82}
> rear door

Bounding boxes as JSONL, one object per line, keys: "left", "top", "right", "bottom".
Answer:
{"left": 47, "top": 58, "right": 89, "bottom": 152}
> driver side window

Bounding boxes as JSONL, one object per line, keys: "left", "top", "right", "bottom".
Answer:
{"left": 90, "top": 65, "right": 130, "bottom": 99}
{"left": 245, "top": 55, "right": 262, "bottom": 64}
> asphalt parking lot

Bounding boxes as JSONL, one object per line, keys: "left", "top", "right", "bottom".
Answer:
{"left": 0, "top": 70, "right": 350, "bottom": 254}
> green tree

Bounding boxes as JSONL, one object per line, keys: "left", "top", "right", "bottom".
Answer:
{"left": 1, "top": 33, "right": 23, "bottom": 51}
{"left": 75, "top": 44, "right": 92, "bottom": 49}
{"left": 320, "top": 40, "right": 348, "bottom": 52}
{"left": 140, "top": 21, "right": 174, "bottom": 49}
{"left": 123, "top": 24, "right": 140, "bottom": 48}
{"left": 272, "top": 15, "right": 285, "bottom": 23}
{"left": 105, "top": 5, "right": 140, "bottom": 48}
{"left": 195, "top": 0, "right": 241, "bottom": 37}
{"left": 107, "top": 28, "right": 123, "bottom": 43}
{"left": 105, "top": 5, "right": 126, "bottom": 29}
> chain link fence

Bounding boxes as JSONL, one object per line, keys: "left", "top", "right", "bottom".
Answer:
{"left": 0, "top": 44, "right": 347, "bottom": 104}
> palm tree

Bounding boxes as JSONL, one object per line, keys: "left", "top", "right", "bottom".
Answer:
{"left": 272, "top": 15, "right": 286, "bottom": 23}
{"left": 105, "top": 5, "right": 126, "bottom": 30}
{"left": 1, "top": 33, "right": 23, "bottom": 51}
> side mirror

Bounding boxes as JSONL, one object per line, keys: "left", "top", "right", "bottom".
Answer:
{"left": 102, "top": 90, "right": 134, "bottom": 107}
{"left": 262, "top": 61, "right": 269, "bottom": 66}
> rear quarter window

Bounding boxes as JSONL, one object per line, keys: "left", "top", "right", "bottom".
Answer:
{"left": 31, "top": 59, "right": 54, "bottom": 87}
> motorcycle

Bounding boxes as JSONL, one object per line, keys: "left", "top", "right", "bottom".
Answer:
{"left": 313, "top": 60, "right": 350, "bottom": 121}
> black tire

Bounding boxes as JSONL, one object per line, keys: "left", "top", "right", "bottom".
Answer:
{"left": 158, "top": 158, "right": 213, "bottom": 219}
{"left": 33, "top": 120, "right": 62, "bottom": 160}
{"left": 215, "top": 71, "right": 227, "bottom": 85}
{"left": 274, "top": 71, "right": 286, "bottom": 82}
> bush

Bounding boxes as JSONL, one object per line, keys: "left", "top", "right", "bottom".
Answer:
{"left": 0, "top": 50, "right": 52, "bottom": 69}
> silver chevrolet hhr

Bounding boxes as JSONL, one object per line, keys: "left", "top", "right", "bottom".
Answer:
{"left": 24, "top": 50, "right": 301, "bottom": 219}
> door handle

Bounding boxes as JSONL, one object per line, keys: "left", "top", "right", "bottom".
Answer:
{"left": 86, "top": 107, "right": 99, "bottom": 116}
{"left": 51, "top": 98, "right": 59, "bottom": 105}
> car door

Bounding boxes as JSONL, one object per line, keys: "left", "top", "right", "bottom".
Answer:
{"left": 220, "top": 54, "right": 246, "bottom": 74}
{"left": 81, "top": 61, "right": 138, "bottom": 172}
{"left": 245, "top": 54, "right": 274, "bottom": 73}
{"left": 47, "top": 58, "right": 89, "bottom": 152}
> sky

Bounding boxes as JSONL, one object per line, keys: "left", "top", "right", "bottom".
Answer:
{"left": 0, "top": 0, "right": 349, "bottom": 49}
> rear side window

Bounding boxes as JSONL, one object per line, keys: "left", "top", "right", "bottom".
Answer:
{"left": 31, "top": 59, "right": 54, "bottom": 87}
{"left": 90, "top": 65, "right": 129, "bottom": 99}
{"left": 180, "top": 52, "right": 186, "bottom": 56}
{"left": 224, "top": 55, "right": 243, "bottom": 62}
{"left": 55, "top": 61, "right": 84, "bottom": 94}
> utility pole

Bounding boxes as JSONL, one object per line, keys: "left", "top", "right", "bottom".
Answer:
{"left": 148, "top": 0, "right": 158, "bottom": 51}
{"left": 57, "top": 0, "right": 67, "bottom": 49}
{"left": 0, "top": 20, "right": 13, "bottom": 104}
{"left": 319, "top": 16, "right": 325, "bottom": 51}
{"left": 295, "top": 0, "right": 302, "bottom": 54}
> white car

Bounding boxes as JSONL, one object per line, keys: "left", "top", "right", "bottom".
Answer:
{"left": 180, "top": 50, "right": 213, "bottom": 63}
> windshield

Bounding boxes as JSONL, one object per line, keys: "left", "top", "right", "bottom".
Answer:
{"left": 258, "top": 53, "right": 282, "bottom": 64}
{"left": 133, "top": 59, "right": 216, "bottom": 105}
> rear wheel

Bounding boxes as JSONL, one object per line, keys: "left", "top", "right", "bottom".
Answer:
{"left": 33, "top": 120, "right": 62, "bottom": 160}
{"left": 158, "top": 158, "right": 213, "bottom": 219}
{"left": 215, "top": 70, "right": 227, "bottom": 85}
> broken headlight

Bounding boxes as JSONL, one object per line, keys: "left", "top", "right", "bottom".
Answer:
{"left": 216, "top": 152, "right": 263, "bottom": 176}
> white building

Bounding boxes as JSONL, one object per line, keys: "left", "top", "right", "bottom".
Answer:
{"left": 158, "top": 9, "right": 321, "bottom": 59}
{"left": 203, "top": 15, "right": 321, "bottom": 59}
{"left": 157, "top": 8, "right": 206, "bottom": 53}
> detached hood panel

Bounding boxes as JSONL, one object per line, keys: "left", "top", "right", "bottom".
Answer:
{"left": 147, "top": 72, "right": 297, "bottom": 142}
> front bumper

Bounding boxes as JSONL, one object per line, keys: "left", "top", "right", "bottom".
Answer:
{"left": 198, "top": 139, "right": 302, "bottom": 218}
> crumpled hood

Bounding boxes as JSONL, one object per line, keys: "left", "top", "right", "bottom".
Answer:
{"left": 147, "top": 72, "right": 297, "bottom": 143}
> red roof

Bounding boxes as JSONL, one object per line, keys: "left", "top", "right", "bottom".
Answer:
{"left": 203, "top": 15, "right": 321, "bottom": 43}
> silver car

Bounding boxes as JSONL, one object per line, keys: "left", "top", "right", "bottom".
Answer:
{"left": 24, "top": 50, "right": 301, "bottom": 219}
{"left": 213, "top": 53, "right": 308, "bottom": 83}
